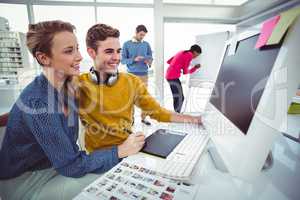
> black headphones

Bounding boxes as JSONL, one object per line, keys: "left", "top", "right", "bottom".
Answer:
{"left": 89, "top": 67, "right": 119, "bottom": 86}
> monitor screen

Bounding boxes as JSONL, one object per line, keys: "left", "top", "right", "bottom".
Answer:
{"left": 209, "top": 34, "right": 282, "bottom": 134}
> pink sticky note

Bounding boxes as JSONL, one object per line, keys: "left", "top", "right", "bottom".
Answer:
{"left": 255, "top": 15, "right": 281, "bottom": 49}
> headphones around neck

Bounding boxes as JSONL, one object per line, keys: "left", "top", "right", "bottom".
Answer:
{"left": 89, "top": 67, "right": 119, "bottom": 86}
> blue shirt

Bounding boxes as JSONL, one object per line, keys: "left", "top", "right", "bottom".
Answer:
{"left": 121, "top": 40, "right": 152, "bottom": 76}
{"left": 0, "top": 74, "right": 120, "bottom": 180}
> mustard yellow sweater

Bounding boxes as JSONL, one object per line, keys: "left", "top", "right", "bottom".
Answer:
{"left": 77, "top": 72, "right": 171, "bottom": 152}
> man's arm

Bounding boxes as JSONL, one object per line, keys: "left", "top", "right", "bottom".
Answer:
{"left": 121, "top": 42, "right": 134, "bottom": 65}
{"left": 134, "top": 76, "right": 202, "bottom": 125}
{"left": 144, "top": 42, "right": 153, "bottom": 66}
{"left": 170, "top": 112, "right": 202, "bottom": 125}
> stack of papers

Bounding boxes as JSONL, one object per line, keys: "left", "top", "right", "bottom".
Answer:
{"left": 74, "top": 161, "right": 199, "bottom": 200}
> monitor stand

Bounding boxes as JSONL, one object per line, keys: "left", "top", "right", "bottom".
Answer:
{"left": 208, "top": 146, "right": 273, "bottom": 173}
{"left": 261, "top": 151, "right": 273, "bottom": 171}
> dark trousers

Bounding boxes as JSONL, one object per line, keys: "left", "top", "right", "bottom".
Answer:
{"left": 167, "top": 79, "right": 184, "bottom": 113}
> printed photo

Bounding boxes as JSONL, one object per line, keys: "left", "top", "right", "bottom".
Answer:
{"left": 147, "top": 188, "right": 160, "bottom": 197}
{"left": 106, "top": 183, "right": 118, "bottom": 192}
{"left": 135, "top": 183, "right": 148, "bottom": 192}
{"left": 95, "top": 192, "right": 109, "bottom": 199}
{"left": 139, "top": 167, "right": 150, "bottom": 174}
{"left": 159, "top": 192, "right": 174, "bottom": 200}
{"left": 166, "top": 186, "right": 176, "bottom": 193}
{"left": 121, "top": 162, "right": 129, "bottom": 167}
{"left": 149, "top": 170, "right": 157, "bottom": 176}
{"left": 126, "top": 181, "right": 137, "bottom": 188}
{"left": 106, "top": 173, "right": 116, "bottom": 180}
{"left": 142, "top": 177, "right": 155, "bottom": 184}
{"left": 114, "top": 168, "right": 122, "bottom": 173}
{"left": 132, "top": 173, "right": 143, "bottom": 181}
{"left": 96, "top": 179, "right": 109, "bottom": 187}
{"left": 117, "top": 187, "right": 130, "bottom": 198}
{"left": 130, "top": 164, "right": 140, "bottom": 170}
{"left": 129, "top": 191, "right": 142, "bottom": 200}
{"left": 109, "top": 196, "right": 120, "bottom": 200}
{"left": 154, "top": 180, "right": 165, "bottom": 187}
{"left": 115, "top": 176, "right": 126, "bottom": 183}
{"left": 122, "top": 170, "right": 133, "bottom": 176}
{"left": 85, "top": 186, "right": 99, "bottom": 194}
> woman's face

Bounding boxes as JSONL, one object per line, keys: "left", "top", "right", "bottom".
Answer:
{"left": 192, "top": 51, "right": 200, "bottom": 59}
{"left": 48, "top": 31, "right": 82, "bottom": 77}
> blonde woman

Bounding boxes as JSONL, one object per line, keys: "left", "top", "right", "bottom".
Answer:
{"left": 0, "top": 20, "right": 143, "bottom": 200}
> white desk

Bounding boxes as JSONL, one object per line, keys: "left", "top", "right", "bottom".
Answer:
{"left": 126, "top": 121, "right": 300, "bottom": 200}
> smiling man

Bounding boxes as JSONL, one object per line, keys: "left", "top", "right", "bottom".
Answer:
{"left": 76, "top": 23, "right": 203, "bottom": 153}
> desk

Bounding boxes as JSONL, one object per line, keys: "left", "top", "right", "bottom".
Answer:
{"left": 126, "top": 122, "right": 300, "bottom": 200}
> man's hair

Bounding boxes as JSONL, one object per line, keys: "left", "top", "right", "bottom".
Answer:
{"left": 26, "top": 20, "right": 75, "bottom": 65}
{"left": 136, "top": 24, "right": 148, "bottom": 33}
{"left": 86, "top": 23, "right": 120, "bottom": 51}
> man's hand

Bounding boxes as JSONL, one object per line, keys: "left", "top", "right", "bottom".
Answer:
{"left": 117, "top": 132, "right": 145, "bottom": 158}
{"left": 134, "top": 56, "right": 144, "bottom": 62}
{"left": 144, "top": 59, "right": 153, "bottom": 67}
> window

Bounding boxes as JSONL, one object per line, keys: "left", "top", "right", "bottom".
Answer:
{"left": 45, "top": 0, "right": 94, "bottom": 2}
{"left": 163, "top": 0, "right": 249, "bottom": 6}
{"left": 0, "top": 3, "right": 28, "bottom": 33}
{"left": 97, "top": 0, "right": 153, "bottom": 3}
{"left": 34, "top": 5, "right": 96, "bottom": 71}
{"left": 97, "top": 7, "right": 153, "bottom": 72}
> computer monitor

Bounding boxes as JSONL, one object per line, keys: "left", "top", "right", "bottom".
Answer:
{"left": 209, "top": 34, "right": 282, "bottom": 135}
{"left": 204, "top": 23, "right": 299, "bottom": 181}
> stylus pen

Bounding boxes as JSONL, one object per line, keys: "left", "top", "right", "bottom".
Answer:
{"left": 200, "top": 124, "right": 206, "bottom": 130}
{"left": 124, "top": 128, "right": 133, "bottom": 134}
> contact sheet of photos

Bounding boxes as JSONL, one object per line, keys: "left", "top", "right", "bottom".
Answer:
{"left": 74, "top": 161, "right": 198, "bottom": 200}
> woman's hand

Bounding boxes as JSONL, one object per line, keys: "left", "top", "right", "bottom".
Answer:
{"left": 117, "top": 132, "right": 145, "bottom": 158}
{"left": 194, "top": 64, "right": 201, "bottom": 68}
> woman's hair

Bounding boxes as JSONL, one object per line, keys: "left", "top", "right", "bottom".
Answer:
{"left": 26, "top": 20, "right": 75, "bottom": 65}
{"left": 184, "top": 44, "right": 202, "bottom": 54}
{"left": 86, "top": 23, "right": 120, "bottom": 51}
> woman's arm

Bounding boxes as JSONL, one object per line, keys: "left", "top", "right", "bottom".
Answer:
{"left": 23, "top": 99, "right": 120, "bottom": 178}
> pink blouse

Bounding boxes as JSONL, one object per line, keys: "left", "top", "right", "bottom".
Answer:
{"left": 165, "top": 51, "right": 198, "bottom": 80}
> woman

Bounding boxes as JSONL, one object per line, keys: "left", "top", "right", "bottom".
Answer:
{"left": 0, "top": 20, "right": 144, "bottom": 200}
{"left": 165, "top": 44, "right": 202, "bottom": 113}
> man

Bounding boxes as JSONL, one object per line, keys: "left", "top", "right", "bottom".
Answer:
{"left": 76, "top": 23, "right": 203, "bottom": 153}
{"left": 121, "top": 24, "right": 153, "bottom": 125}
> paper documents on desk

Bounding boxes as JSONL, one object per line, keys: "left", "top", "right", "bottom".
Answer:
{"left": 73, "top": 160, "right": 198, "bottom": 200}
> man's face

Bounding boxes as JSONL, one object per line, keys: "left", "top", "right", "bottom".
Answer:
{"left": 135, "top": 31, "right": 147, "bottom": 41}
{"left": 88, "top": 37, "right": 121, "bottom": 74}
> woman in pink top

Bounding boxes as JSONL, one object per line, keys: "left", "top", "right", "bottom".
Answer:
{"left": 165, "top": 44, "right": 202, "bottom": 112}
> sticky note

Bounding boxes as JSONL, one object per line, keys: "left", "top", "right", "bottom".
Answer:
{"left": 255, "top": 15, "right": 281, "bottom": 49}
{"left": 267, "top": 7, "right": 300, "bottom": 45}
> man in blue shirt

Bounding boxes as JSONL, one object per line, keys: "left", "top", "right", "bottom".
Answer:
{"left": 121, "top": 24, "right": 153, "bottom": 125}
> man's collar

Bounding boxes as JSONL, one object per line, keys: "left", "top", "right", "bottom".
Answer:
{"left": 131, "top": 37, "right": 143, "bottom": 43}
